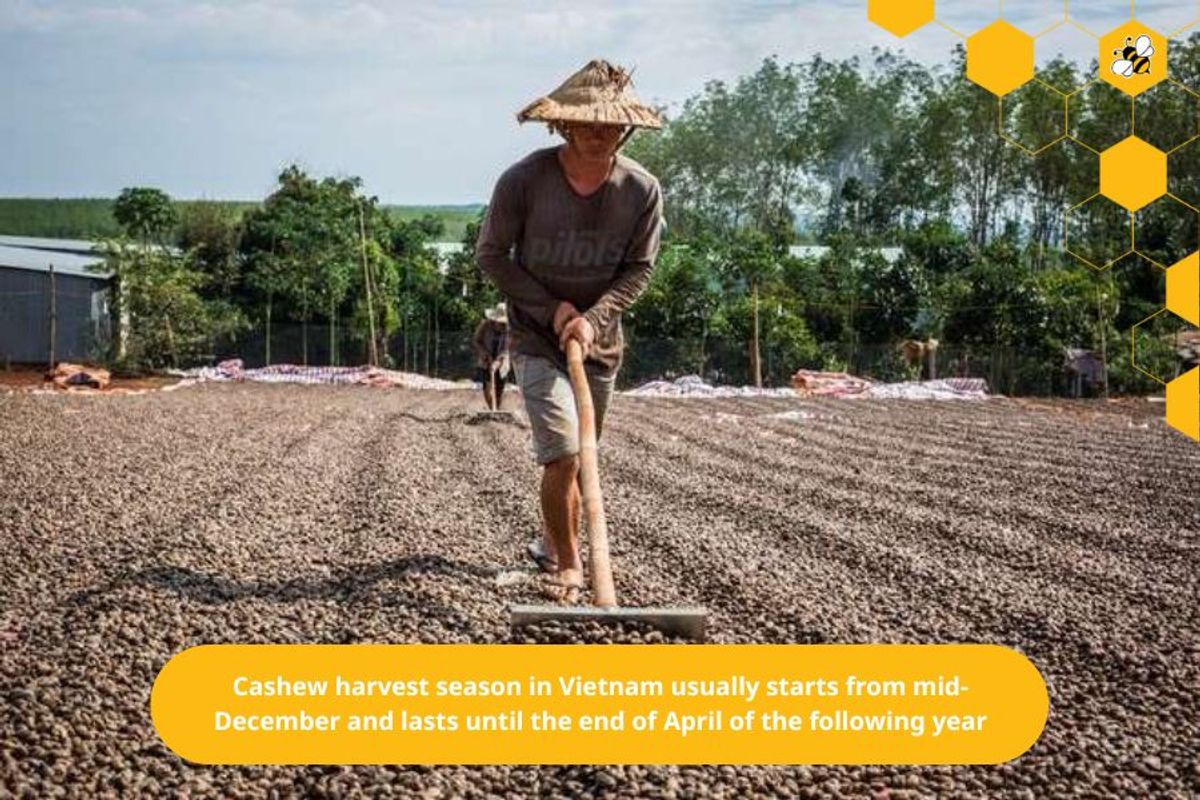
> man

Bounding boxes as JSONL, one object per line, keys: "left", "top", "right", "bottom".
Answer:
{"left": 476, "top": 59, "right": 664, "bottom": 598}
{"left": 472, "top": 302, "right": 511, "bottom": 410}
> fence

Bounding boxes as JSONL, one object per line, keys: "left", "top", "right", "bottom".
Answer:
{"left": 198, "top": 324, "right": 1166, "bottom": 396}
{"left": 210, "top": 324, "right": 479, "bottom": 379}
{"left": 621, "top": 338, "right": 1133, "bottom": 396}
{"left": 0, "top": 270, "right": 110, "bottom": 367}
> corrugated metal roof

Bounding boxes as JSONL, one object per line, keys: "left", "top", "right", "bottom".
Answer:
{"left": 0, "top": 235, "right": 101, "bottom": 255}
{"left": 426, "top": 242, "right": 906, "bottom": 263}
{"left": 430, "top": 241, "right": 463, "bottom": 256}
{"left": 788, "top": 245, "right": 904, "bottom": 263}
{"left": 0, "top": 244, "right": 110, "bottom": 279}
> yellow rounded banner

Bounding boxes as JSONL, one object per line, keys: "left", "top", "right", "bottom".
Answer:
{"left": 151, "top": 644, "right": 1048, "bottom": 765}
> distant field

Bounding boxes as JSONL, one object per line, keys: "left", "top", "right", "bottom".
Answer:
{"left": 384, "top": 205, "right": 481, "bottom": 241}
{"left": 0, "top": 198, "right": 482, "bottom": 242}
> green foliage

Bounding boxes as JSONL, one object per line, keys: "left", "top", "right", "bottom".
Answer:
{"left": 626, "top": 57, "right": 807, "bottom": 238}
{"left": 627, "top": 242, "right": 722, "bottom": 340}
{"left": 441, "top": 213, "right": 498, "bottom": 332}
{"left": 385, "top": 205, "right": 480, "bottom": 242}
{"left": 0, "top": 198, "right": 124, "bottom": 238}
{"left": 14, "top": 36, "right": 1200, "bottom": 391}
{"left": 622, "top": 37, "right": 1200, "bottom": 392}
{"left": 235, "top": 166, "right": 460, "bottom": 369}
{"left": 240, "top": 166, "right": 401, "bottom": 364}
{"left": 113, "top": 188, "right": 178, "bottom": 245}
{"left": 0, "top": 197, "right": 478, "bottom": 242}
{"left": 179, "top": 202, "right": 243, "bottom": 301}
{"left": 95, "top": 239, "right": 246, "bottom": 371}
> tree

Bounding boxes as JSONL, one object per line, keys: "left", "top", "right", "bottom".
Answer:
{"left": 241, "top": 166, "right": 382, "bottom": 365}
{"left": 178, "top": 202, "right": 243, "bottom": 301}
{"left": 626, "top": 57, "right": 807, "bottom": 238}
{"left": 1005, "top": 59, "right": 1084, "bottom": 264}
{"left": 801, "top": 50, "right": 934, "bottom": 237}
{"left": 95, "top": 240, "right": 242, "bottom": 371}
{"left": 938, "top": 52, "right": 1023, "bottom": 248}
{"left": 719, "top": 229, "right": 786, "bottom": 387}
{"left": 389, "top": 217, "right": 444, "bottom": 372}
{"left": 442, "top": 212, "right": 500, "bottom": 332}
{"left": 113, "top": 187, "right": 178, "bottom": 247}
{"left": 625, "top": 238, "right": 724, "bottom": 375}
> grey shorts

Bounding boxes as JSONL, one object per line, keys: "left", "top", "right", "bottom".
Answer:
{"left": 513, "top": 353, "right": 616, "bottom": 465}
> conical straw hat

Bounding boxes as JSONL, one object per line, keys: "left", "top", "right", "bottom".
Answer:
{"left": 517, "top": 59, "right": 663, "bottom": 130}
{"left": 485, "top": 302, "right": 508, "bottom": 323}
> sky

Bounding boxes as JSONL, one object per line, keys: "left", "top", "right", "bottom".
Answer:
{"left": 2, "top": 0, "right": 1197, "bottom": 204}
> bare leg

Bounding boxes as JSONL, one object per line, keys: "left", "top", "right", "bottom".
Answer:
{"left": 541, "top": 455, "right": 583, "bottom": 593}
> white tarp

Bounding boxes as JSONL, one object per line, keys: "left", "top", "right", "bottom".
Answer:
{"left": 626, "top": 373, "right": 990, "bottom": 400}
{"left": 177, "top": 359, "right": 469, "bottom": 391}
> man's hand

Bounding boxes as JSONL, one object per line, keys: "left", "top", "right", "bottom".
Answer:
{"left": 559, "top": 315, "right": 596, "bottom": 356}
{"left": 552, "top": 301, "right": 579, "bottom": 336}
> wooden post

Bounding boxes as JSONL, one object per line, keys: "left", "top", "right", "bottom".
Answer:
{"left": 359, "top": 203, "right": 378, "bottom": 367}
{"left": 265, "top": 291, "right": 272, "bottom": 366}
{"left": 1098, "top": 290, "right": 1109, "bottom": 398}
{"left": 48, "top": 263, "right": 57, "bottom": 370}
{"left": 751, "top": 280, "right": 762, "bottom": 388}
{"left": 266, "top": 235, "right": 276, "bottom": 366}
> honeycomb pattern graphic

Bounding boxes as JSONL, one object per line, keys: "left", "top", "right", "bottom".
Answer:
{"left": 868, "top": 0, "right": 1200, "bottom": 441}
{"left": 1100, "top": 136, "right": 1166, "bottom": 211}
{"left": 967, "top": 21, "right": 1036, "bottom": 96}
{"left": 1100, "top": 21, "right": 1168, "bottom": 97}
{"left": 867, "top": 0, "right": 935, "bottom": 37}
{"left": 1166, "top": 252, "right": 1199, "bottom": 327}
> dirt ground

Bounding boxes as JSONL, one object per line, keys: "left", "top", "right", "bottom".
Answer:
{"left": 0, "top": 365, "right": 180, "bottom": 393}
{"left": 1, "top": 384, "right": 1197, "bottom": 799}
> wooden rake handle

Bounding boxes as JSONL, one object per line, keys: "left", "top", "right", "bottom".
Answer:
{"left": 565, "top": 339, "right": 617, "bottom": 608}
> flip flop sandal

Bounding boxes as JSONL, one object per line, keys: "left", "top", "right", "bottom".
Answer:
{"left": 539, "top": 573, "right": 585, "bottom": 603}
{"left": 526, "top": 539, "right": 558, "bottom": 573}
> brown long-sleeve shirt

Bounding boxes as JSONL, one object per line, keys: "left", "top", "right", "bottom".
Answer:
{"left": 472, "top": 318, "right": 508, "bottom": 369}
{"left": 475, "top": 147, "right": 664, "bottom": 375}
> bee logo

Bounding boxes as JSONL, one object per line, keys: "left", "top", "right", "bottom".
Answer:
{"left": 1111, "top": 35, "right": 1154, "bottom": 78}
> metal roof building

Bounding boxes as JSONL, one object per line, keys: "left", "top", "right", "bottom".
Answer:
{"left": 428, "top": 242, "right": 905, "bottom": 263}
{"left": 0, "top": 236, "right": 112, "bottom": 365}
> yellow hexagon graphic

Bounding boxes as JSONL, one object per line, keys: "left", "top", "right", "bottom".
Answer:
{"left": 1100, "top": 22, "right": 1167, "bottom": 97}
{"left": 1166, "top": 252, "right": 1199, "bottom": 326}
{"left": 1165, "top": 367, "right": 1199, "bottom": 441}
{"left": 967, "top": 21, "right": 1035, "bottom": 96}
{"left": 867, "top": 0, "right": 934, "bottom": 37}
{"left": 1100, "top": 136, "right": 1167, "bottom": 212}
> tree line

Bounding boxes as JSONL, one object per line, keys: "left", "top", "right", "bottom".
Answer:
{"left": 97, "top": 177, "right": 492, "bottom": 374}
{"left": 622, "top": 40, "right": 1199, "bottom": 391}
{"left": 94, "top": 39, "right": 1200, "bottom": 391}
{"left": 0, "top": 198, "right": 477, "bottom": 241}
